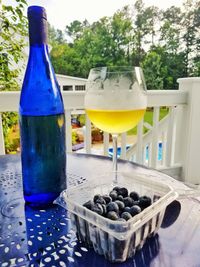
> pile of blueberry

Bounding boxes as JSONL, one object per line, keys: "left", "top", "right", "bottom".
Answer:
{"left": 83, "top": 186, "right": 152, "bottom": 221}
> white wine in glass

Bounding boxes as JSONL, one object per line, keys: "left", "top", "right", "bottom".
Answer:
{"left": 86, "top": 109, "right": 146, "bottom": 134}
{"left": 85, "top": 66, "right": 147, "bottom": 183}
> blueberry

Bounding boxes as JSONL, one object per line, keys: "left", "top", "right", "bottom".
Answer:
{"left": 115, "top": 200, "right": 125, "bottom": 211}
{"left": 118, "top": 187, "right": 128, "bottom": 197}
{"left": 113, "top": 186, "right": 121, "bottom": 193}
{"left": 91, "top": 203, "right": 104, "bottom": 215}
{"left": 130, "top": 191, "right": 140, "bottom": 201}
{"left": 109, "top": 190, "right": 118, "bottom": 201}
{"left": 107, "top": 211, "right": 119, "bottom": 220}
{"left": 123, "top": 197, "right": 134, "bottom": 207}
{"left": 121, "top": 212, "right": 132, "bottom": 221}
{"left": 93, "top": 194, "right": 102, "bottom": 203}
{"left": 107, "top": 202, "right": 119, "bottom": 213}
{"left": 139, "top": 196, "right": 152, "bottom": 210}
{"left": 83, "top": 200, "right": 94, "bottom": 210}
{"left": 124, "top": 206, "right": 131, "bottom": 213}
{"left": 117, "top": 195, "right": 124, "bottom": 201}
{"left": 102, "top": 204, "right": 107, "bottom": 215}
{"left": 133, "top": 200, "right": 140, "bottom": 206}
{"left": 103, "top": 195, "right": 112, "bottom": 204}
{"left": 130, "top": 205, "right": 141, "bottom": 216}
{"left": 95, "top": 197, "right": 106, "bottom": 205}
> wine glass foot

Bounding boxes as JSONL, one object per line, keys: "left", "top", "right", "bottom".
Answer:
{"left": 112, "top": 172, "right": 118, "bottom": 185}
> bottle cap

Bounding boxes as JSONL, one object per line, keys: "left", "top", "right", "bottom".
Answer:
{"left": 28, "top": 6, "right": 47, "bottom": 20}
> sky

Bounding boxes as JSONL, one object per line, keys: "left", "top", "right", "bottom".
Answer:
{"left": 4, "top": 0, "right": 184, "bottom": 31}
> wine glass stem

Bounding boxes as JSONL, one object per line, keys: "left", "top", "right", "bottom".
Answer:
{"left": 112, "top": 134, "right": 118, "bottom": 184}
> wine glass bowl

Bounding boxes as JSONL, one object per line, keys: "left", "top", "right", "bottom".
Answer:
{"left": 85, "top": 66, "right": 147, "bottom": 183}
{"left": 85, "top": 66, "right": 147, "bottom": 134}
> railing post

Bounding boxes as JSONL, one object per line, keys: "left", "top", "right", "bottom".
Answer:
{"left": 65, "top": 110, "right": 72, "bottom": 152}
{"left": 173, "top": 105, "right": 185, "bottom": 165}
{"left": 85, "top": 114, "right": 91, "bottom": 154}
{"left": 178, "top": 78, "right": 200, "bottom": 184}
{"left": 136, "top": 119, "right": 144, "bottom": 164}
{"left": 0, "top": 113, "right": 5, "bottom": 155}
{"left": 120, "top": 133, "right": 127, "bottom": 160}
{"left": 151, "top": 107, "right": 160, "bottom": 168}
{"left": 103, "top": 132, "right": 109, "bottom": 156}
{"left": 165, "top": 107, "right": 176, "bottom": 167}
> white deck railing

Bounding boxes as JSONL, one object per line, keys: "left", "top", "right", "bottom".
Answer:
{"left": 0, "top": 78, "right": 200, "bottom": 185}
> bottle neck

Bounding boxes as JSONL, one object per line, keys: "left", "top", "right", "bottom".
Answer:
{"left": 21, "top": 43, "right": 64, "bottom": 116}
{"left": 27, "top": 44, "right": 51, "bottom": 82}
{"left": 28, "top": 17, "right": 48, "bottom": 45}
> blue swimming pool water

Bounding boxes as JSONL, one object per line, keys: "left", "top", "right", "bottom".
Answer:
{"left": 146, "top": 142, "right": 163, "bottom": 161}
{"left": 108, "top": 146, "right": 130, "bottom": 158}
{"left": 109, "top": 143, "right": 163, "bottom": 161}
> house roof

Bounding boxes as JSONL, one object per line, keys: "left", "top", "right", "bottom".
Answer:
{"left": 56, "top": 74, "right": 87, "bottom": 82}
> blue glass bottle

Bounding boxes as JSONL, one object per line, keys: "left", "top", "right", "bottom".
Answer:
{"left": 19, "top": 6, "right": 66, "bottom": 207}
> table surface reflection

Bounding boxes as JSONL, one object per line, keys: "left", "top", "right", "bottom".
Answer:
{"left": 0, "top": 153, "right": 200, "bottom": 267}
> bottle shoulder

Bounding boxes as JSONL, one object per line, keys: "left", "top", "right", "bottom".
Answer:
{"left": 20, "top": 45, "right": 64, "bottom": 116}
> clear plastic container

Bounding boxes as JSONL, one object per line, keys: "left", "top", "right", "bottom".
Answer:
{"left": 55, "top": 172, "right": 178, "bottom": 262}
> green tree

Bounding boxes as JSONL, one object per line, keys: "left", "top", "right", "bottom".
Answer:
{"left": 143, "top": 6, "right": 160, "bottom": 47}
{"left": 157, "top": 5, "right": 187, "bottom": 88}
{"left": 51, "top": 44, "right": 83, "bottom": 77}
{"left": 181, "top": 0, "right": 200, "bottom": 75}
{"left": 131, "top": 0, "right": 160, "bottom": 65}
{"left": 160, "top": 6, "right": 182, "bottom": 54}
{"left": 0, "top": 0, "right": 27, "bottom": 153}
{"left": 0, "top": 0, "right": 27, "bottom": 90}
{"left": 48, "top": 23, "right": 65, "bottom": 45}
{"left": 144, "top": 45, "right": 186, "bottom": 89}
{"left": 50, "top": 0, "right": 199, "bottom": 88}
{"left": 66, "top": 19, "right": 89, "bottom": 42}
{"left": 163, "top": 52, "right": 186, "bottom": 89}
{"left": 52, "top": 7, "right": 133, "bottom": 77}
{"left": 193, "top": 59, "right": 200, "bottom": 76}
{"left": 142, "top": 50, "right": 163, "bottom": 89}
{"left": 79, "top": 7, "right": 132, "bottom": 70}
{"left": 110, "top": 6, "right": 133, "bottom": 65}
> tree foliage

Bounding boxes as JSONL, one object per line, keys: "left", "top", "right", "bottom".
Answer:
{"left": 50, "top": 0, "right": 200, "bottom": 89}
{"left": 142, "top": 50, "right": 163, "bottom": 89}
{"left": 0, "top": 0, "right": 27, "bottom": 153}
{"left": 0, "top": 0, "right": 27, "bottom": 90}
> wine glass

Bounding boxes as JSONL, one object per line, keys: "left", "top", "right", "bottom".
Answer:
{"left": 84, "top": 66, "right": 147, "bottom": 184}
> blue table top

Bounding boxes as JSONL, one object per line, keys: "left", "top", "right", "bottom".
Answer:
{"left": 0, "top": 153, "right": 200, "bottom": 267}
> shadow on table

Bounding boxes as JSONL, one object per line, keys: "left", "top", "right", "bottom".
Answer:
{"left": 0, "top": 200, "right": 181, "bottom": 266}
{"left": 161, "top": 200, "right": 181, "bottom": 228}
{"left": 23, "top": 205, "right": 160, "bottom": 267}
{"left": 71, "top": 233, "right": 160, "bottom": 267}
{"left": 71, "top": 200, "right": 181, "bottom": 267}
{"left": 24, "top": 200, "right": 181, "bottom": 266}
